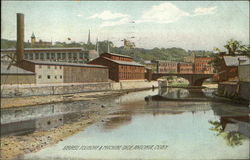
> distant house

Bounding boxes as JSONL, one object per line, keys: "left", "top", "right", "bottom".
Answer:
{"left": 238, "top": 57, "right": 250, "bottom": 101}
{"left": 217, "top": 56, "right": 248, "bottom": 82}
{"left": 89, "top": 52, "right": 145, "bottom": 82}
{"left": 238, "top": 57, "right": 250, "bottom": 82}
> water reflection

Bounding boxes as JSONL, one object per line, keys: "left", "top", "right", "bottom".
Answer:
{"left": 209, "top": 115, "right": 249, "bottom": 147}
{"left": 24, "top": 88, "right": 250, "bottom": 160}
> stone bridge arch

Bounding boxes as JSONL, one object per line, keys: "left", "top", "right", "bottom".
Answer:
{"left": 152, "top": 73, "right": 214, "bottom": 87}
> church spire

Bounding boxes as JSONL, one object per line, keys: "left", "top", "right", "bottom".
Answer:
{"left": 87, "top": 30, "right": 91, "bottom": 44}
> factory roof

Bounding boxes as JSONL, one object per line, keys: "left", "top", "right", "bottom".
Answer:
{"left": 223, "top": 56, "right": 249, "bottom": 66}
{"left": 102, "top": 52, "right": 132, "bottom": 58}
{"left": 103, "top": 57, "right": 144, "bottom": 67}
{"left": 1, "top": 63, "right": 35, "bottom": 75}
{"left": 1, "top": 48, "right": 85, "bottom": 52}
{"left": 25, "top": 60, "right": 107, "bottom": 68}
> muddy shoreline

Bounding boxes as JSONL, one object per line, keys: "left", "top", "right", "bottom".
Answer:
{"left": 0, "top": 88, "right": 153, "bottom": 160}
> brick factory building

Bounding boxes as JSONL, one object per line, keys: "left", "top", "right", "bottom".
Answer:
{"left": 1, "top": 48, "right": 98, "bottom": 64}
{"left": 194, "top": 56, "right": 214, "bottom": 74}
{"left": 89, "top": 52, "right": 145, "bottom": 82}
{"left": 177, "top": 62, "right": 194, "bottom": 73}
{"left": 156, "top": 60, "right": 178, "bottom": 73}
{"left": 17, "top": 60, "right": 109, "bottom": 84}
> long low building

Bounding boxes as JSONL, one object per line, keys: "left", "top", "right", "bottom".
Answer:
{"left": 17, "top": 60, "right": 109, "bottom": 84}
{"left": 1, "top": 48, "right": 99, "bottom": 63}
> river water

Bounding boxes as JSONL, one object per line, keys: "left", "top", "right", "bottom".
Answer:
{"left": 24, "top": 88, "right": 250, "bottom": 160}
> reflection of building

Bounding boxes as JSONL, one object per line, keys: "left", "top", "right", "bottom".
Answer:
{"left": 89, "top": 52, "right": 145, "bottom": 82}
{"left": 30, "top": 32, "right": 52, "bottom": 47}
{"left": 220, "top": 116, "right": 250, "bottom": 138}
{"left": 194, "top": 56, "right": 214, "bottom": 74}
{"left": 1, "top": 48, "right": 97, "bottom": 64}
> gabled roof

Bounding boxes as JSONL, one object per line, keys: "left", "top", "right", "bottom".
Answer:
{"left": 223, "top": 56, "right": 248, "bottom": 66}
{"left": 1, "top": 63, "right": 35, "bottom": 75}
{"left": 103, "top": 57, "right": 144, "bottom": 67}
{"left": 102, "top": 52, "right": 132, "bottom": 58}
{"left": 24, "top": 60, "right": 107, "bottom": 68}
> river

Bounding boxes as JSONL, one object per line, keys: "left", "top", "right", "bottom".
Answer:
{"left": 23, "top": 88, "right": 250, "bottom": 160}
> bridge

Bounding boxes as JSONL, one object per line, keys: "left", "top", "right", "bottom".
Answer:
{"left": 151, "top": 73, "right": 214, "bottom": 86}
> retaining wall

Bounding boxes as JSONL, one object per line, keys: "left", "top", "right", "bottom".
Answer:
{"left": 1, "top": 80, "right": 159, "bottom": 98}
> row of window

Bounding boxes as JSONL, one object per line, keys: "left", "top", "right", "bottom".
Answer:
{"left": 24, "top": 52, "right": 86, "bottom": 60}
{"left": 38, "top": 65, "right": 63, "bottom": 69}
{"left": 38, "top": 75, "right": 63, "bottom": 79}
{"left": 111, "top": 56, "right": 131, "bottom": 62}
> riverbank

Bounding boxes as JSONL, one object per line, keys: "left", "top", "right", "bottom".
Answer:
{"left": 1, "top": 81, "right": 158, "bottom": 98}
{"left": 0, "top": 90, "right": 128, "bottom": 160}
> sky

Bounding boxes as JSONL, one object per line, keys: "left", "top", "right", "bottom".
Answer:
{"left": 1, "top": 1, "right": 249, "bottom": 51}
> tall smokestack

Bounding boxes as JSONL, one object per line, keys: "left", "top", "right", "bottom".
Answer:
{"left": 16, "top": 13, "right": 24, "bottom": 63}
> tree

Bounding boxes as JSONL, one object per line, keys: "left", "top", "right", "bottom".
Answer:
{"left": 224, "top": 39, "right": 242, "bottom": 55}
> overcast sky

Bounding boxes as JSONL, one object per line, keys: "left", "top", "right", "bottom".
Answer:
{"left": 1, "top": 1, "right": 249, "bottom": 50}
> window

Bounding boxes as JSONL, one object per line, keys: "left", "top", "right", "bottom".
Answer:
{"left": 38, "top": 75, "right": 42, "bottom": 79}
{"left": 47, "top": 75, "right": 51, "bottom": 79}
{"left": 46, "top": 53, "right": 50, "bottom": 59}
{"left": 60, "top": 75, "right": 62, "bottom": 79}
{"left": 62, "top": 53, "right": 66, "bottom": 59}
{"left": 48, "top": 66, "right": 50, "bottom": 69}
{"left": 55, "top": 76, "right": 57, "bottom": 79}
{"left": 55, "top": 66, "right": 57, "bottom": 69}
{"left": 25, "top": 53, "right": 28, "bottom": 59}
{"left": 35, "top": 53, "right": 39, "bottom": 59}
{"left": 57, "top": 53, "right": 61, "bottom": 59}
{"left": 51, "top": 53, "right": 55, "bottom": 59}
{"left": 40, "top": 53, "right": 44, "bottom": 60}
{"left": 29, "top": 53, "right": 33, "bottom": 60}
{"left": 79, "top": 53, "right": 83, "bottom": 59}
{"left": 59, "top": 66, "right": 62, "bottom": 69}
{"left": 68, "top": 53, "right": 72, "bottom": 58}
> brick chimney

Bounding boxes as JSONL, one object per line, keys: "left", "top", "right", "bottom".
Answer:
{"left": 16, "top": 13, "right": 24, "bottom": 63}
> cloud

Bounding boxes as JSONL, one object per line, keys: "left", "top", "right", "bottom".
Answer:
{"left": 100, "top": 18, "right": 130, "bottom": 27}
{"left": 89, "top": 10, "right": 129, "bottom": 20}
{"left": 193, "top": 6, "right": 217, "bottom": 16}
{"left": 140, "top": 2, "right": 190, "bottom": 24}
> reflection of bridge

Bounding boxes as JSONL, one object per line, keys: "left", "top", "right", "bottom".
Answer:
{"left": 152, "top": 73, "right": 214, "bottom": 86}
